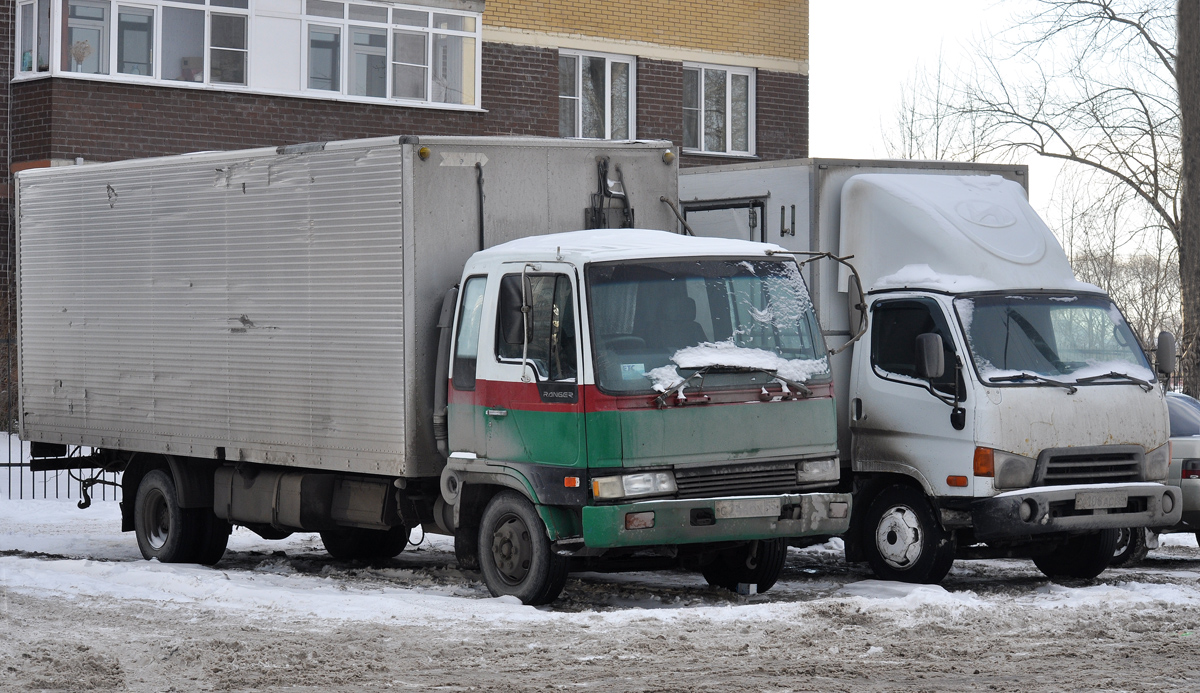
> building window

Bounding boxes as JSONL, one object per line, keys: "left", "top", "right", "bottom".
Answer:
{"left": 63, "top": 0, "right": 109, "bottom": 74}
{"left": 559, "top": 51, "right": 634, "bottom": 140}
{"left": 117, "top": 6, "right": 154, "bottom": 76}
{"left": 17, "top": 0, "right": 53, "bottom": 72}
{"left": 683, "top": 64, "right": 755, "bottom": 156}
{"left": 305, "top": 2, "right": 479, "bottom": 106}
{"left": 12, "top": 0, "right": 481, "bottom": 110}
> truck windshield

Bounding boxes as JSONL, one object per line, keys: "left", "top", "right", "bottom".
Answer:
{"left": 586, "top": 258, "right": 828, "bottom": 394}
{"left": 954, "top": 293, "right": 1153, "bottom": 385}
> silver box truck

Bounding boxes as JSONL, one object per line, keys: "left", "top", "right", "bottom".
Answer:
{"left": 17, "top": 137, "right": 852, "bottom": 603}
{"left": 681, "top": 158, "right": 1181, "bottom": 582}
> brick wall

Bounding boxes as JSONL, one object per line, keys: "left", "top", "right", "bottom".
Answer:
{"left": 12, "top": 43, "right": 559, "bottom": 163}
{"left": 485, "top": 0, "right": 808, "bottom": 63}
{"left": 635, "top": 58, "right": 682, "bottom": 144}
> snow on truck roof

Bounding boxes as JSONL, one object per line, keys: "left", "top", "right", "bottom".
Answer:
{"left": 470, "top": 229, "right": 787, "bottom": 266}
{"left": 839, "top": 174, "right": 1099, "bottom": 295}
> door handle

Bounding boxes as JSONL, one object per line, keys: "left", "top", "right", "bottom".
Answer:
{"left": 485, "top": 408, "right": 508, "bottom": 417}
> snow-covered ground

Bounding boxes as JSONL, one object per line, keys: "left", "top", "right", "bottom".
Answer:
{"left": 3, "top": 500, "right": 1200, "bottom": 690}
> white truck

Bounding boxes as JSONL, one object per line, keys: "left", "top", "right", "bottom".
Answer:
{"left": 680, "top": 158, "right": 1181, "bottom": 582}
{"left": 16, "top": 137, "right": 852, "bottom": 604}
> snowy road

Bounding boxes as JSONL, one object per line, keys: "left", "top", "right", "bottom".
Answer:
{"left": 3, "top": 501, "right": 1200, "bottom": 691}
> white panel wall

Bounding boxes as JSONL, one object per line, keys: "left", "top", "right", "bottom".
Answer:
{"left": 252, "top": 15, "right": 303, "bottom": 92}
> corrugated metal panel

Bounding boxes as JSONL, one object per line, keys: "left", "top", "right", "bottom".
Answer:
{"left": 18, "top": 145, "right": 407, "bottom": 475}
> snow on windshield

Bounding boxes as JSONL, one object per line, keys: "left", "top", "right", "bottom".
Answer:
{"left": 647, "top": 341, "right": 830, "bottom": 392}
{"left": 955, "top": 294, "right": 1153, "bottom": 384}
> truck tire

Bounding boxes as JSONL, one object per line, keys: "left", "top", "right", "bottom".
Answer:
{"left": 1109, "top": 527, "right": 1150, "bottom": 568}
{"left": 320, "top": 527, "right": 408, "bottom": 561}
{"left": 862, "top": 484, "right": 956, "bottom": 584}
{"left": 134, "top": 469, "right": 203, "bottom": 563}
{"left": 701, "top": 539, "right": 788, "bottom": 594}
{"left": 1033, "top": 529, "right": 1119, "bottom": 579}
{"left": 192, "top": 510, "right": 231, "bottom": 566}
{"left": 477, "top": 491, "right": 569, "bottom": 605}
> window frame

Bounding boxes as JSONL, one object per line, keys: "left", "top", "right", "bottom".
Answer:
{"left": 12, "top": 0, "right": 483, "bottom": 112}
{"left": 495, "top": 272, "right": 579, "bottom": 383}
{"left": 682, "top": 61, "right": 756, "bottom": 157}
{"left": 301, "top": 2, "right": 480, "bottom": 107}
{"left": 558, "top": 49, "right": 636, "bottom": 141}
{"left": 870, "top": 297, "right": 963, "bottom": 397}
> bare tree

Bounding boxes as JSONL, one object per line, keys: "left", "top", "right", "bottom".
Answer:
{"left": 889, "top": 1, "right": 1193, "bottom": 389}
{"left": 1181, "top": 0, "right": 1200, "bottom": 390}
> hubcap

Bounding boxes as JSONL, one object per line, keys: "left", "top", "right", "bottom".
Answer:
{"left": 875, "top": 505, "right": 922, "bottom": 569}
{"left": 490, "top": 513, "right": 532, "bottom": 585}
{"left": 140, "top": 488, "right": 171, "bottom": 551}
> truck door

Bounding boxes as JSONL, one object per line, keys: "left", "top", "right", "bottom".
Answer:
{"left": 447, "top": 275, "right": 489, "bottom": 456}
{"left": 852, "top": 297, "right": 974, "bottom": 496}
{"left": 476, "top": 264, "right": 586, "bottom": 467}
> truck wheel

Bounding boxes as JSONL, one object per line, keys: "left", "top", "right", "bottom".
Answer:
{"left": 1109, "top": 527, "right": 1149, "bottom": 568}
{"left": 862, "top": 484, "right": 956, "bottom": 584}
{"left": 320, "top": 527, "right": 408, "bottom": 560}
{"left": 1033, "top": 529, "right": 1119, "bottom": 579}
{"left": 701, "top": 539, "right": 788, "bottom": 594}
{"left": 134, "top": 469, "right": 202, "bottom": 563}
{"left": 192, "top": 510, "right": 231, "bottom": 566}
{"left": 477, "top": 491, "right": 569, "bottom": 605}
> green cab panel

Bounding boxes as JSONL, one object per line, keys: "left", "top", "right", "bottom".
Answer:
{"left": 587, "top": 397, "right": 838, "bottom": 468}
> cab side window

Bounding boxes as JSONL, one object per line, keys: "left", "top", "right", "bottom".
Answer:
{"left": 871, "top": 298, "right": 960, "bottom": 396}
{"left": 496, "top": 273, "right": 577, "bottom": 381}
{"left": 452, "top": 276, "right": 487, "bottom": 391}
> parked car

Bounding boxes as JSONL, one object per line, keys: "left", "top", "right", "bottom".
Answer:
{"left": 1112, "top": 391, "right": 1200, "bottom": 566}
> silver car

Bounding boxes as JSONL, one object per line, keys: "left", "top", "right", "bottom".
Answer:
{"left": 1112, "top": 391, "right": 1200, "bottom": 566}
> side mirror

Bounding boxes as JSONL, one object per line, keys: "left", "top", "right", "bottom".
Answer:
{"left": 916, "top": 333, "right": 945, "bottom": 380}
{"left": 1156, "top": 331, "right": 1176, "bottom": 376}
{"left": 499, "top": 275, "right": 532, "bottom": 345}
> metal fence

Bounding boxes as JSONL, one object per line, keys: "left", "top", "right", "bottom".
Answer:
{"left": 1, "top": 437, "right": 122, "bottom": 502}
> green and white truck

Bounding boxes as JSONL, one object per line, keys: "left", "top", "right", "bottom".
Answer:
{"left": 16, "top": 136, "right": 851, "bottom": 604}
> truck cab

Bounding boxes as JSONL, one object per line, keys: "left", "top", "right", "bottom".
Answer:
{"left": 439, "top": 229, "right": 852, "bottom": 602}
{"left": 680, "top": 159, "right": 1182, "bottom": 583}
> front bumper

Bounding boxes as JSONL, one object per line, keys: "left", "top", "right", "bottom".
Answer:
{"left": 972, "top": 482, "right": 1182, "bottom": 541}
{"left": 581, "top": 492, "right": 852, "bottom": 549}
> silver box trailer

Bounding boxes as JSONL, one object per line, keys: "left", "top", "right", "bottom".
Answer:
{"left": 17, "top": 136, "right": 678, "bottom": 479}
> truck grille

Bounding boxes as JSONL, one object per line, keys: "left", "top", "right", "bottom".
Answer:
{"left": 674, "top": 461, "right": 799, "bottom": 499}
{"left": 1040, "top": 450, "right": 1141, "bottom": 485}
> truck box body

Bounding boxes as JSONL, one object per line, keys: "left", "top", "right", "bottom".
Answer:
{"left": 17, "top": 137, "right": 678, "bottom": 478}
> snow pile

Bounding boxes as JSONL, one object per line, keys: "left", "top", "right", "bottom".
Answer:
{"left": 874, "top": 264, "right": 997, "bottom": 292}
{"left": 647, "top": 341, "right": 829, "bottom": 392}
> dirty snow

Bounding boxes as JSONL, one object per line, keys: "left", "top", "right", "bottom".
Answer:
{"left": 4, "top": 499, "right": 1200, "bottom": 690}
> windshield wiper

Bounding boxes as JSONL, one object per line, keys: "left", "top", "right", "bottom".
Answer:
{"left": 987, "top": 372, "right": 1078, "bottom": 395}
{"left": 1074, "top": 371, "right": 1155, "bottom": 392}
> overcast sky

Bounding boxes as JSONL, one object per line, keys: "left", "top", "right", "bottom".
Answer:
{"left": 808, "top": 1, "right": 1061, "bottom": 211}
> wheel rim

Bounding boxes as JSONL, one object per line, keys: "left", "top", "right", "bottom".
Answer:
{"left": 490, "top": 512, "right": 532, "bottom": 586}
{"left": 139, "top": 488, "right": 171, "bottom": 551}
{"left": 1112, "top": 528, "right": 1132, "bottom": 558}
{"left": 875, "top": 505, "right": 923, "bottom": 569}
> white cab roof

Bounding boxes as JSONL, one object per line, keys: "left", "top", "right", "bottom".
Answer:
{"left": 469, "top": 229, "right": 786, "bottom": 267}
{"left": 838, "top": 174, "right": 1098, "bottom": 294}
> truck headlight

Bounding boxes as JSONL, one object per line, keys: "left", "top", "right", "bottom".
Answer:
{"left": 1145, "top": 443, "right": 1170, "bottom": 481}
{"left": 592, "top": 471, "right": 676, "bottom": 500}
{"left": 993, "top": 450, "right": 1036, "bottom": 489}
{"left": 797, "top": 457, "right": 839, "bottom": 483}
